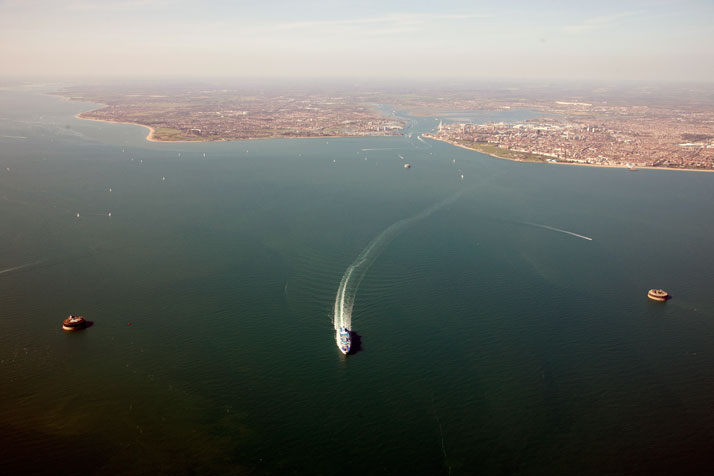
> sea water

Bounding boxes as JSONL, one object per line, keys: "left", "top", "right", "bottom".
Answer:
{"left": 1, "top": 87, "right": 714, "bottom": 475}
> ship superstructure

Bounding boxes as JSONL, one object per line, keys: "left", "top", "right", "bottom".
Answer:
{"left": 336, "top": 327, "right": 351, "bottom": 355}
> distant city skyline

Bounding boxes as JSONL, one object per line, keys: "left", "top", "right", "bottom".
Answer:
{"left": 1, "top": 0, "right": 713, "bottom": 81}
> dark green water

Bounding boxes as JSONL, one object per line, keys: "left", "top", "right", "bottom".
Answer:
{"left": 1, "top": 88, "right": 714, "bottom": 475}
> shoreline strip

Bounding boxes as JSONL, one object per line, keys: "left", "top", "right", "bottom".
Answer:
{"left": 74, "top": 112, "right": 401, "bottom": 144}
{"left": 424, "top": 135, "right": 714, "bottom": 174}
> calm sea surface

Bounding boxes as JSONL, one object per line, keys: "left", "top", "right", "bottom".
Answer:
{"left": 1, "top": 87, "right": 714, "bottom": 475}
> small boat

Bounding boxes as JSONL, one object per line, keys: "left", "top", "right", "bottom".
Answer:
{"left": 62, "top": 315, "right": 87, "bottom": 331}
{"left": 336, "top": 327, "right": 351, "bottom": 355}
{"left": 403, "top": 163, "right": 411, "bottom": 169}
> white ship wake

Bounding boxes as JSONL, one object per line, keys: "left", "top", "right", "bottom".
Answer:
{"left": 333, "top": 189, "right": 465, "bottom": 353}
{"left": 521, "top": 221, "right": 593, "bottom": 241}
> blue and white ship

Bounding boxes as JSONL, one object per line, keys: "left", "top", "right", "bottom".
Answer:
{"left": 336, "top": 327, "right": 351, "bottom": 355}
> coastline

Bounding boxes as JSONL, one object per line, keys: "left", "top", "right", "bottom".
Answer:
{"left": 75, "top": 113, "right": 168, "bottom": 142}
{"left": 424, "top": 135, "right": 714, "bottom": 174}
{"left": 56, "top": 94, "right": 168, "bottom": 142}
{"left": 72, "top": 108, "right": 713, "bottom": 173}
{"left": 74, "top": 112, "right": 401, "bottom": 143}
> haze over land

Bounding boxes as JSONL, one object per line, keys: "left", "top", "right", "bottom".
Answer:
{"left": 2, "top": 0, "right": 714, "bottom": 81}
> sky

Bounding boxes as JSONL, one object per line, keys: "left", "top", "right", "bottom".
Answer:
{"left": 1, "top": 0, "right": 713, "bottom": 81}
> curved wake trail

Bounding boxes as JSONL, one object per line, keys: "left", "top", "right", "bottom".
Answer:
{"left": 333, "top": 190, "right": 466, "bottom": 333}
{"left": 521, "top": 222, "right": 593, "bottom": 241}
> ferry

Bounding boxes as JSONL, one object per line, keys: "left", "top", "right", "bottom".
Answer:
{"left": 336, "top": 327, "right": 351, "bottom": 355}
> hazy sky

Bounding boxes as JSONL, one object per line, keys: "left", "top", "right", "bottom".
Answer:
{"left": 1, "top": 0, "right": 713, "bottom": 81}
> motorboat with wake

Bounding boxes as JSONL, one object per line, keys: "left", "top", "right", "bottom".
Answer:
{"left": 336, "top": 327, "right": 351, "bottom": 355}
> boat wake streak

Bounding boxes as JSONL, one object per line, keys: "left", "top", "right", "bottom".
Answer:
{"left": 333, "top": 189, "right": 466, "bottom": 334}
{"left": 0, "top": 260, "right": 44, "bottom": 276}
{"left": 415, "top": 135, "right": 432, "bottom": 150}
{"left": 360, "top": 148, "right": 404, "bottom": 151}
{"left": 520, "top": 222, "right": 593, "bottom": 241}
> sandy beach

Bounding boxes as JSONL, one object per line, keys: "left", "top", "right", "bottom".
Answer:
{"left": 75, "top": 113, "right": 176, "bottom": 142}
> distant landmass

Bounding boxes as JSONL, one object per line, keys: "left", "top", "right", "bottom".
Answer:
{"left": 59, "top": 84, "right": 403, "bottom": 142}
{"left": 59, "top": 82, "right": 714, "bottom": 170}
